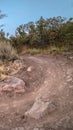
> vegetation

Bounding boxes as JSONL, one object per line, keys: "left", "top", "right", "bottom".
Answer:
{"left": 0, "top": 11, "right": 18, "bottom": 61}
{"left": 9, "top": 16, "right": 73, "bottom": 53}
{"left": 0, "top": 40, "right": 18, "bottom": 61}
{"left": 0, "top": 11, "right": 73, "bottom": 55}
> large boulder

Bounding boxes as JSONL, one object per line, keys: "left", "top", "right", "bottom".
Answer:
{"left": 0, "top": 77, "right": 26, "bottom": 94}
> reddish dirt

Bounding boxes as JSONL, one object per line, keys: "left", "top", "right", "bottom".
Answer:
{"left": 0, "top": 53, "right": 73, "bottom": 130}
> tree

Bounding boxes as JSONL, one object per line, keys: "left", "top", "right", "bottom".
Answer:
{"left": 0, "top": 29, "right": 5, "bottom": 40}
{"left": 11, "top": 16, "right": 73, "bottom": 50}
{"left": 36, "top": 16, "right": 48, "bottom": 48}
{"left": 46, "top": 16, "right": 65, "bottom": 30}
{"left": 60, "top": 20, "right": 73, "bottom": 47}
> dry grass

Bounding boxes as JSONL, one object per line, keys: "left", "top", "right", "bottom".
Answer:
{"left": 0, "top": 40, "right": 18, "bottom": 61}
{"left": 19, "top": 45, "right": 69, "bottom": 55}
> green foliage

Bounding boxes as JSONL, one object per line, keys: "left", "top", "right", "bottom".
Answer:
{"left": 0, "top": 29, "right": 5, "bottom": 40}
{"left": 9, "top": 16, "right": 73, "bottom": 51}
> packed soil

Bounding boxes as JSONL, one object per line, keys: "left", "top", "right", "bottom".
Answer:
{"left": 0, "top": 52, "right": 73, "bottom": 130}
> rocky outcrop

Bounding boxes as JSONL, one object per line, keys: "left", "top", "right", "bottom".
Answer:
{"left": 0, "top": 77, "right": 26, "bottom": 94}
{"left": 25, "top": 98, "right": 56, "bottom": 119}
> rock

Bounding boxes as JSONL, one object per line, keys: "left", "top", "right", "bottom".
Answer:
{"left": 69, "top": 56, "right": 73, "bottom": 59}
{"left": 27, "top": 66, "right": 33, "bottom": 72}
{"left": 25, "top": 98, "right": 56, "bottom": 119}
{"left": 0, "top": 77, "right": 25, "bottom": 94}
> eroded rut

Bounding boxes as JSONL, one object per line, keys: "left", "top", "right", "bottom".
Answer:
{"left": 0, "top": 54, "right": 73, "bottom": 130}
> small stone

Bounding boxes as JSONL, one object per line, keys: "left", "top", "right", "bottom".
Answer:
{"left": 27, "top": 66, "right": 33, "bottom": 72}
{"left": 69, "top": 56, "right": 73, "bottom": 59}
{"left": 67, "top": 77, "right": 72, "bottom": 82}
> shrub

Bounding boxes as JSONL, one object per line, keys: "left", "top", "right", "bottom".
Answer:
{"left": 0, "top": 40, "right": 18, "bottom": 61}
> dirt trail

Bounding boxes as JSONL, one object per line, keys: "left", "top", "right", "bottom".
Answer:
{"left": 0, "top": 54, "right": 73, "bottom": 130}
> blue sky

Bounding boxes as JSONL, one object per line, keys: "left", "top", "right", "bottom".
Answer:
{"left": 0, "top": 0, "right": 73, "bottom": 35}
